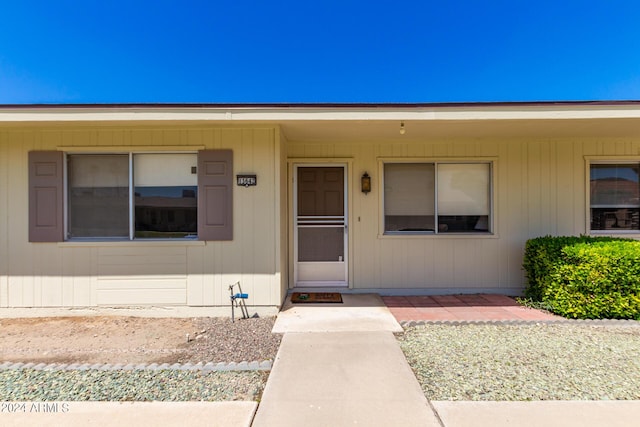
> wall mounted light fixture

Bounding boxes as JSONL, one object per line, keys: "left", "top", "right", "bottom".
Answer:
{"left": 399, "top": 121, "right": 406, "bottom": 135}
{"left": 361, "top": 172, "right": 371, "bottom": 194}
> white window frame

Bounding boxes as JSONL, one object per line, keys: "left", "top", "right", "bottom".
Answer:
{"left": 586, "top": 157, "right": 640, "bottom": 235}
{"left": 64, "top": 151, "right": 198, "bottom": 241}
{"left": 378, "top": 158, "right": 495, "bottom": 236}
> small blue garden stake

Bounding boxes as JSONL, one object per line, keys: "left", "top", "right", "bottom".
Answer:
{"left": 229, "top": 282, "right": 249, "bottom": 322}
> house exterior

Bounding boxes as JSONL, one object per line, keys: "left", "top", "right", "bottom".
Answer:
{"left": 1, "top": 102, "right": 639, "bottom": 312}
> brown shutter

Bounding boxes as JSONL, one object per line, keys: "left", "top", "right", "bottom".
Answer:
{"left": 198, "top": 150, "right": 233, "bottom": 240}
{"left": 29, "top": 151, "right": 64, "bottom": 242}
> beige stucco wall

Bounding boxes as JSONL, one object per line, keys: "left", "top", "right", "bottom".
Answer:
{"left": 0, "top": 124, "right": 284, "bottom": 308}
{"left": 286, "top": 136, "right": 640, "bottom": 294}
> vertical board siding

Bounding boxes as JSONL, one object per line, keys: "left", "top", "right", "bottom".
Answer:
{"left": 555, "top": 141, "right": 575, "bottom": 234}
{"left": 0, "top": 125, "right": 280, "bottom": 308}
{"left": 287, "top": 135, "right": 638, "bottom": 293}
{"left": 0, "top": 132, "right": 8, "bottom": 306}
{"left": 3, "top": 123, "right": 640, "bottom": 307}
{"left": 7, "top": 132, "right": 33, "bottom": 306}
{"left": 277, "top": 129, "right": 289, "bottom": 304}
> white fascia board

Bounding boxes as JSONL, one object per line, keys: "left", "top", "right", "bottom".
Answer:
{"left": 0, "top": 108, "right": 231, "bottom": 122}
{"left": 222, "top": 105, "right": 640, "bottom": 121}
{"left": 2, "top": 104, "right": 640, "bottom": 122}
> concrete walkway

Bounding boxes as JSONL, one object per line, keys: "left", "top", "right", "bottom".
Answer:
{"left": 252, "top": 331, "right": 440, "bottom": 426}
{"left": 431, "top": 401, "right": 640, "bottom": 427}
{"left": 253, "top": 293, "right": 640, "bottom": 427}
{"left": 254, "top": 293, "right": 439, "bottom": 426}
{"left": 0, "top": 402, "right": 258, "bottom": 427}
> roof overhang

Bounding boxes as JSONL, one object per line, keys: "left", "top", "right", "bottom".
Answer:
{"left": 1, "top": 101, "right": 640, "bottom": 141}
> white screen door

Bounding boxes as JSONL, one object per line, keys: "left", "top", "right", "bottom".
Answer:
{"left": 294, "top": 165, "right": 348, "bottom": 286}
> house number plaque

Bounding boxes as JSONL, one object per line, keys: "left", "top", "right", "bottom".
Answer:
{"left": 236, "top": 174, "right": 257, "bottom": 187}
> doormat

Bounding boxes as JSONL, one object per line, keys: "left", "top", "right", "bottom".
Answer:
{"left": 291, "top": 292, "right": 343, "bottom": 304}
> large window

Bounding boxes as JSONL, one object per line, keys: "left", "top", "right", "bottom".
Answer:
{"left": 68, "top": 153, "right": 198, "bottom": 239}
{"left": 29, "top": 150, "right": 232, "bottom": 242}
{"left": 384, "top": 162, "right": 491, "bottom": 234}
{"left": 590, "top": 162, "right": 640, "bottom": 231}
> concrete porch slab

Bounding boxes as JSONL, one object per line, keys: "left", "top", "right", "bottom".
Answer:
{"left": 272, "top": 293, "right": 402, "bottom": 333}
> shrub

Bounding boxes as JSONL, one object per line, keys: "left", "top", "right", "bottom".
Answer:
{"left": 523, "top": 236, "right": 620, "bottom": 300}
{"left": 523, "top": 236, "right": 640, "bottom": 320}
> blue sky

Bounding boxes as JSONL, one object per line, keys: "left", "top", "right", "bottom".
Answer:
{"left": 1, "top": 1, "right": 640, "bottom": 104}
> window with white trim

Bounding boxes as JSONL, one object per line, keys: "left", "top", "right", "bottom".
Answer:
{"left": 383, "top": 162, "right": 491, "bottom": 234}
{"left": 590, "top": 162, "right": 640, "bottom": 232}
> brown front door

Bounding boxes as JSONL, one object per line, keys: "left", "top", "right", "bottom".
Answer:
{"left": 295, "top": 166, "right": 348, "bottom": 285}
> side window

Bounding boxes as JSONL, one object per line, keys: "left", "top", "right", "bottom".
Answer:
{"left": 383, "top": 162, "right": 491, "bottom": 234}
{"left": 590, "top": 162, "right": 640, "bottom": 231}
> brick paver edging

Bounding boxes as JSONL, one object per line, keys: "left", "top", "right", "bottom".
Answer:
{"left": 400, "top": 319, "right": 640, "bottom": 327}
{"left": 0, "top": 360, "right": 272, "bottom": 372}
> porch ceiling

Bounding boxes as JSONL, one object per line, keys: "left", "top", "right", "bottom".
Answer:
{"left": 277, "top": 118, "right": 640, "bottom": 142}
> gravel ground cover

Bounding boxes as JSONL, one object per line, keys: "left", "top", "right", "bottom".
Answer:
{"left": 0, "top": 316, "right": 280, "bottom": 402}
{"left": 0, "top": 369, "right": 266, "bottom": 401}
{"left": 179, "top": 317, "right": 281, "bottom": 364}
{"left": 398, "top": 323, "right": 640, "bottom": 401}
{"left": 0, "top": 316, "right": 281, "bottom": 365}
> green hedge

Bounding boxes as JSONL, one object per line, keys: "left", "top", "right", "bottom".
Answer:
{"left": 523, "top": 236, "right": 640, "bottom": 320}
{"left": 523, "top": 236, "right": 622, "bottom": 300}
